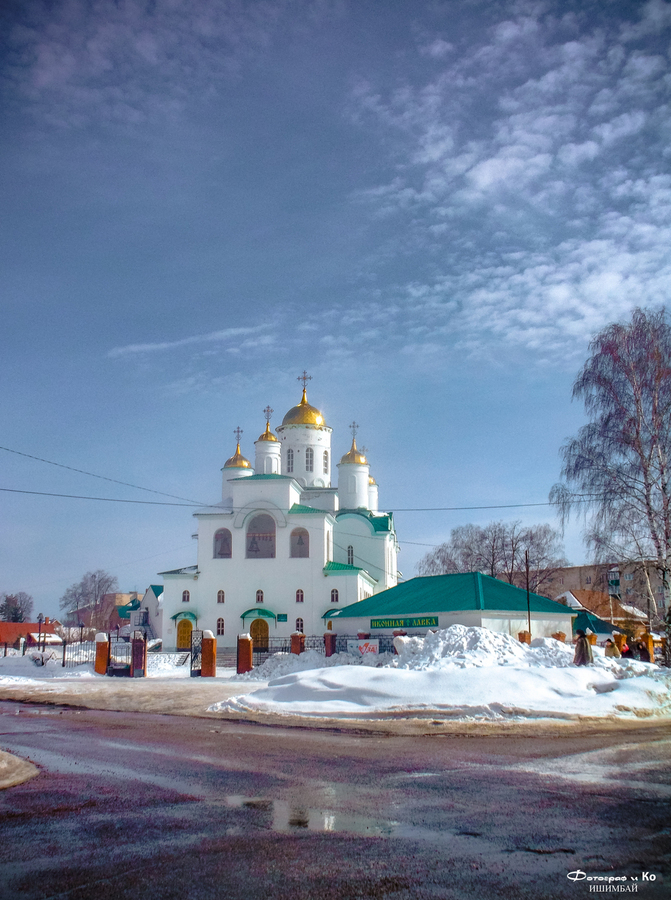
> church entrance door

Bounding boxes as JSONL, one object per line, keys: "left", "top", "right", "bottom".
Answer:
{"left": 176, "top": 619, "right": 193, "bottom": 650}
{"left": 250, "top": 618, "right": 269, "bottom": 652}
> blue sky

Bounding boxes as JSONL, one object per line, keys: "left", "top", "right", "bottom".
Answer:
{"left": 1, "top": 0, "right": 669, "bottom": 618}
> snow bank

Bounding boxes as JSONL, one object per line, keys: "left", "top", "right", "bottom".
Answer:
{"left": 239, "top": 649, "right": 394, "bottom": 681}
{"left": 210, "top": 626, "right": 671, "bottom": 722}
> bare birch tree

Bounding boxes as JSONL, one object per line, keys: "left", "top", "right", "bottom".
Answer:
{"left": 550, "top": 308, "right": 671, "bottom": 655}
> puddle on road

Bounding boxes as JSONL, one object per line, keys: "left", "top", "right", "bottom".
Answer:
{"left": 223, "top": 794, "right": 399, "bottom": 836}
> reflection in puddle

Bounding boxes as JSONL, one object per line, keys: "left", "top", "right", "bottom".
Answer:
{"left": 225, "top": 795, "right": 398, "bottom": 836}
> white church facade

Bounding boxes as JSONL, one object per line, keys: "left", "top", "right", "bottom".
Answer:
{"left": 160, "top": 375, "right": 400, "bottom": 651}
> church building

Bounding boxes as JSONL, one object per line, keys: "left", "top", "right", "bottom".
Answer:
{"left": 160, "top": 374, "right": 400, "bottom": 651}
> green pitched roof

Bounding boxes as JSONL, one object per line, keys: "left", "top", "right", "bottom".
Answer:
{"left": 117, "top": 598, "right": 141, "bottom": 619}
{"left": 572, "top": 611, "right": 625, "bottom": 635}
{"left": 149, "top": 585, "right": 163, "bottom": 597}
{"left": 327, "top": 572, "right": 575, "bottom": 619}
{"left": 289, "top": 503, "right": 327, "bottom": 514}
{"left": 336, "top": 510, "right": 393, "bottom": 532}
{"left": 323, "top": 561, "right": 362, "bottom": 574}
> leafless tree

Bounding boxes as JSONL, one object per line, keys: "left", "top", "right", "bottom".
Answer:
{"left": 417, "top": 521, "right": 566, "bottom": 593}
{"left": 59, "top": 570, "right": 118, "bottom": 630}
{"left": 550, "top": 308, "right": 671, "bottom": 656}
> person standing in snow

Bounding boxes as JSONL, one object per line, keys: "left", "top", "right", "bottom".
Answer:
{"left": 636, "top": 641, "right": 651, "bottom": 663}
{"left": 604, "top": 639, "right": 621, "bottom": 659}
{"left": 573, "top": 630, "right": 593, "bottom": 666}
{"left": 621, "top": 643, "right": 635, "bottom": 659}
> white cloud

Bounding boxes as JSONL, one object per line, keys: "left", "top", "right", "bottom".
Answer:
{"left": 347, "top": 0, "right": 671, "bottom": 361}
{"left": 108, "top": 325, "right": 270, "bottom": 358}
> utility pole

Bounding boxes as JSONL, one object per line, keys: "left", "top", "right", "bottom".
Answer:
{"left": 525, "top": 550, "right": 531, "bottom": 638}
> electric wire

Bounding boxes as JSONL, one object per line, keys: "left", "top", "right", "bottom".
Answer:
{"left": 0, "top": 445, "right": 206, "bottom": 505}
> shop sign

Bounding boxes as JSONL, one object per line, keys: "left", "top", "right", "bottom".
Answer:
{"left": 277, "top": 614, "right": 288, "bottom": 622}
{"left": 369, "top": 617, "right": 439, "bottom": 629}
{"left": 347, "top": 639, "right": 379, "bottom": 656}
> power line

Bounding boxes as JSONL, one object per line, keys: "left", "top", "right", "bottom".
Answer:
{"left": 0, "top": 488, "right": 196, "bottom": 506}
{"left": 0, "top": 445, "right": 206, "bottom": 505}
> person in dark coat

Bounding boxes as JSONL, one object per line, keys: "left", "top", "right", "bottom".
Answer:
{"left": 636, "top": 641, "right": 651, "bottom": 663}
{"left": 573, "top": 630, "right": 593, "bottom": 666}
{"left": 621, "top": 643, "right": 635, "bottom": 659}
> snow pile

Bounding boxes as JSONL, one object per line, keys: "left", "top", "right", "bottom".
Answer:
{"left": 240, "top": 649, "right": 394, "bottom": 681}
{"left": 210, "top": 626, "right": 671, "bottom": 722}
{"left": 0, "top": 654, "right": 99, "bottom": 681}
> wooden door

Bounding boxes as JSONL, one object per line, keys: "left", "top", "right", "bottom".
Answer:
{"left": 250, "top": 618, "right": 269, "bottom": 651}
{"left": 176, "top": 618, "right": 193, "bottom": 650}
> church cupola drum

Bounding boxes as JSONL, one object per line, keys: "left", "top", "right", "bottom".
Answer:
{"left": 337, "top": 422, "right": 370, "bottom": 509}
{"left": 254, "top": 406, "right": 281, "bottom": 475}
{"left": 276, "top": 371, "right": 332, "bottom": 489}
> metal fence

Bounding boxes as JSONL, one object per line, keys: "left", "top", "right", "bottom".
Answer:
{"left": 62, "top": 641, "right": 97, "bottom": 668}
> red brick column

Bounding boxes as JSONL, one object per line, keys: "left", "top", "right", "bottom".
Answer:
{"left": 94, "top": 634, "right": 108, "bottom": 675}
{"left": 518, "top": 631, "right": 531, "bottom": 645}
{"left": 642, "top": 632, "right": 655, "bottom": 664}
{"left": 613, "top": 633, "right": 627, "bottom": 652}
{"left": 237, "top": 635, "right": 253, "bottom": 675}
{"left": 201, "top": 632, "right": 217, "bottom": 678}
{"left": 291, "top": 633, "right": 305, "bottom": 655}
{"left": 324, "top": 633, "right": 336, "bottom": 657}
{"left": 551, "top": 631, "right": 566, "bottom": 642}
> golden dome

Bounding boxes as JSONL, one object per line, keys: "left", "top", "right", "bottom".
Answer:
{"left": 282, "top": 388, "right": 326, "bottom": 426}
{"left": 224, "top": 442, "right": 252, "bottom": 469}
{"left": 368, "top": 475, "right": 376, "bottom": 485}
{"left": 340, "top": 437, "right": 367, "bottom": 466}
{"left": 257, "top": 421, "right": 278, "bottom": 442}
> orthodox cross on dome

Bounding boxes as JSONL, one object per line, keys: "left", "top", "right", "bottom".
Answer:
{"left": 359, "top": 445, "right": 368, "bottom": 455}
{"left": 349, "top": 421, "right": 359, "bottom": 442}
{"left": 263, "top": 406, "right": 273, "bottom": 423}
{"left": 298, "top": 370, "right": 312, "bottom": 391}
{"left": 234, "top": 426, "right": 243, "bottom": 444}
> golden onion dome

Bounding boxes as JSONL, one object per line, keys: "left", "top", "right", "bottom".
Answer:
{"left": 340, "top": 437, "right": 367, "bottom": 466}
{"left": 281, "top": 388, "right": 326, "bottom": 426}
{"left": 368, "top": 475, "right": 377, "bottom": 485}
{"left": 223, "top": 442, "right": 252, "bottom": 469}
{"left": 257, "top": 421, "right": 278, "bottom": 442}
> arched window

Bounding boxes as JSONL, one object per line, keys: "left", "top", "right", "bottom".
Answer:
{"left": 290, "top": 527, "right": 309, "bottom": 558}
{"left": 286, "top": 448, "right": 294, "bottom": 473}
{"left": 256, "top": 589, "right": 264, "bottom": 604}
{"left": 331, "top": 588, "right": 339, "bottom": 603}
{"left": 296, "top": 589, "right": 304, "bottom": 603}
{"left": 182, "top": 590, "right": 190, "bottom": 603}
{"left": 305, "top": 447, "right": 313, "bottom": 472}
{"left": 216, "top": 618, "right": 225, "bottom": 636}
{"left": 213, "top": 528, "right": 232, "bottom": 559}
{"left": 295, "top": 617, "right": 304, "bottom": 633}
{"left": 348, "top": 475, "right": 356, "bottom": 493}
{"left": 347, "top": 545, "right": 354, "bottom": 566}
{"left": 217, "top": 590, "right": 225, "bottom": 604}
{"left": 247, "top": 513, "right": 276, "bottom": 558}
{"left": 323, "top": 450, "right": 328, "bottom": 474}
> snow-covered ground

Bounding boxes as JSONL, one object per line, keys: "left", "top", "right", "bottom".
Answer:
{"left": 210, "top": 626, "right": 671, "bottom": 722}
{"left": 1, "top": 626, "right": 669, "bottom": 724}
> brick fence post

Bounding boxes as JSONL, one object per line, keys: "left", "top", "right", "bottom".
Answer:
{"left": 518, "top": 631, "right": 531, "bottom": 645}
{"left": 291, "top": 632, "right": 305, "bottom": 655}
{"left": 642, "top": 632, "right": 655, "bottom": 664}
{"left": 237, "top": 634, "right": 253, "bottom": 675}
{"left": 201, "top": 630, "right": 217, "bottom": 677}
{"left": 94, "top": 633, "right": 109, "bottom": 675}
{"left": 324, "top": 633, "right": 336, "bottom": 657}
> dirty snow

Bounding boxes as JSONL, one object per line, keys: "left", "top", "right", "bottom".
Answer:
{"left": 1, "top": 626, "right": 669, "bottom": 723}
{"left": 210, "top": 626, "right": 671, "bottom": 722}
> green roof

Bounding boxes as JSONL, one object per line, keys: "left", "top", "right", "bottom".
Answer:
{"left": 240, "top": 608, "right": 277, "bottom": 620}
{"left": 336, "top": 510, "right": 393, "bottom": 532}
{"left": 230, "top": 474, "right": 294, "bottom": 481}
{"left": 572, "top": 611, "right": 625, "bottom": 635}
{"left": 158, "top": 566, "right": 198, "bottom": 576}
{"left": 117, "top": 598, "right": 141, "bottom": 619}
{"left": 323, "top": 561, "right": 362, "bottom": 574}
{"left": 149, "top": 585, "right": 163, "bottom": 597}
{"left": 327, "top": 572, "right": 576, "bottom": 619}
{"left": 289, "top": 503, "right": 327, "bottom": 514}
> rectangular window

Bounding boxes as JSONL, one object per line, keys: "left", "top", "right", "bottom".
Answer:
{"left": 585, "top": 576, "right": 591, "bottom": 584}
{"left": 286, "top": 448, "right": 294, "bottom": 473}
{"left": 305, "top": 447, "right": 313, "bottom": 472}
{"left": 624, "top": 573, "right": 634, "bottom": 581}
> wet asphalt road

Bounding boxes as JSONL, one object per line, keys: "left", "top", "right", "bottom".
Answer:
{"left": 0, "top": 701, "right": 669, "bottom": 900}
